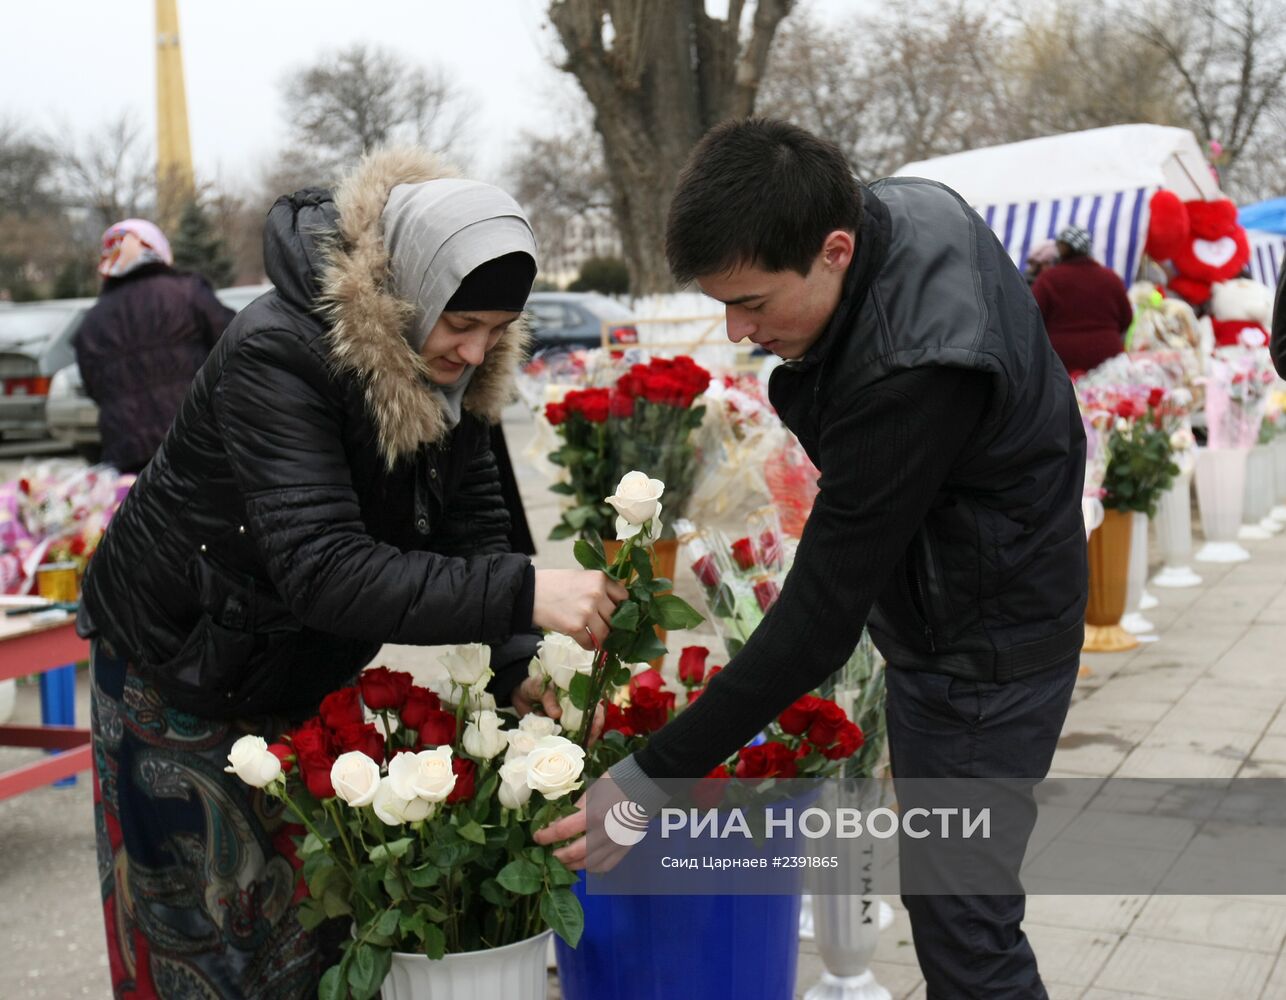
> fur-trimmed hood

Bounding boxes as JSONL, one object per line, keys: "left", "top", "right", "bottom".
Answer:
{"left": 274, "top": 149, "right": 531, "bottom": 468}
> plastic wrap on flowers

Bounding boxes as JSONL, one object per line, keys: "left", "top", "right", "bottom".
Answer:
{"left": 764, "top": 437, "right": 820, "bottom": 539}
{"left": 0, "top": 461, "right": 134, "bottom": 594}
{"left": 684, "top": 375, "right": 785, "bottom": 531}
{"left": 1205, "top": 350, "right": 1273, "bottom": 450}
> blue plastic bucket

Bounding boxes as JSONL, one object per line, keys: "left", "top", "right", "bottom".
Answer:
{"left": 555, "top": 880, "right": 803, "bottom": 999}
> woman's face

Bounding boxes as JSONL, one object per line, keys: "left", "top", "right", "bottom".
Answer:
{"left": 419, "top": 309, "right": 520, "bottom": 384}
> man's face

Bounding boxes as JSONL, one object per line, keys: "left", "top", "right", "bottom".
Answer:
{"left": 419, "top": 309, "right": 520, "bottom": 384}
{"left": 696, "top": 230, "right": 855, "bottom": 360}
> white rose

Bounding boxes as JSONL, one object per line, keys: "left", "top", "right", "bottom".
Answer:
{"left": 615, "top": 505, "right": 663, "bottom": 544}
{"left": 558, "top": 694, "right": 585, "bottom": 734}
{"left": 372, "top": 776, "right": 436, "bottom": 825}
{"left": 455, "top": 686, "right": 497, "bottom": 713}
{"left": 606, "top": 471, "right": 666, "bottom": 525}
{"left": 462, "top": 710, "right": 508, "bottom": 760}
{"left": 498, "top": 756, "right": 533, "bottom": 809}
{"left": 525, "top": 735, "right": 587, "bottom": 800}
{"left": 439, "top": 644, "right": 493, "bottom": 687}
{"left": 535, "top": 633, "right": 594, "bottom": 691}
{"left": 519, "top": 714, "right": 561, "bottom": 738}
{"left": 223, "top": 735, "right": 282, "bottom": 788}
{"left": 388, "top": 746, "right": 457, "bottom": 802}
{"left": 330, "top": 751, "right": 381, "bottom": 807}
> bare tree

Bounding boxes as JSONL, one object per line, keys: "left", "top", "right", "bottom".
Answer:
{"left": 547, "top": 0, "right": 796, "bottom": 292}
{"left": 1128, "top": 0, "right": 1286, "bottom": 199}
{"left": 506, "top": 105, "right": 617, "bottom": 285}
{"left": 281, "top": 44, "right": 472, "bottom": 170}
{"left": 53, "top": 112, "right": 154, "bottom": 231}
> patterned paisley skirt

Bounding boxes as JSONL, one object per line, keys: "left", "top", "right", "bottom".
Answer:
{"left": 90, "top": 640, "right": 321, "bottom": 999}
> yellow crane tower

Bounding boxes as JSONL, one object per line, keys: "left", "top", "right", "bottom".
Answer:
{"left": 155, "top": 0, "right": 195, "bottom": 226}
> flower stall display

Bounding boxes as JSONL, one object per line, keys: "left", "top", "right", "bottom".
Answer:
{"left": 225, "top": 648, "right": 586, "bottom": 1000}
{"left": 543, "top": 356, "right": 711, "bottom": 541}
{"left": 0, "top": 461, "right": 134, "bottom": 594}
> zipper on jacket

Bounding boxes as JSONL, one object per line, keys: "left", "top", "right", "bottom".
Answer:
{"left": 911, "top": 565, "right": 936, "bottom": 652}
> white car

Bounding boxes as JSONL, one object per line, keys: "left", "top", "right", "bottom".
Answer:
{"left": 44, "top": 284, "right": 271, "bottom": 458}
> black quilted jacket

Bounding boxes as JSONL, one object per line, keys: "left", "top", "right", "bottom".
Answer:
{"left": 74, "top": 264, "right": 233, "bottom": 473}
{"left": 78, "top": 153, "right": 537, "bottom": 719}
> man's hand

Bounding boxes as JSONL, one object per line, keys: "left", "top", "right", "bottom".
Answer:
{"left": 533, "top": 569, "right": 628, "bottom": 649}
{"left": 533, "top": 772, "right": 633, "bottom": 872}
{"left": 510, "top": 676, "right": 605, "bottom": 744}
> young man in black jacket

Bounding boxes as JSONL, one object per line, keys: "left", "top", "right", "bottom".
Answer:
{"left": 539, "top": 119, "right": 1088, "bottom": 999}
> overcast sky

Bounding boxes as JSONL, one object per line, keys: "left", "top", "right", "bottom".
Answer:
{"left": 0, "top": 0, "right": 849, "bottom": 190}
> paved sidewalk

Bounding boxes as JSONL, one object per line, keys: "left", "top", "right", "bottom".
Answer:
{"left": 4, "top": 417, "right": 1286, "bottom": 998}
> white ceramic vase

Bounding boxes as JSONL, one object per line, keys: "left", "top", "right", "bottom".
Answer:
{"left": 1121, "top": 511, "right": 1157, "bottom": 636}
{"left": 1194, "top": 447, "right": 1251, "bottom": 563}
{"left": 1240, "top": 444, "right": 1279, "bottom": 539}
{"left": 1151, "top": 471, "right": 1202, "bottom": 588}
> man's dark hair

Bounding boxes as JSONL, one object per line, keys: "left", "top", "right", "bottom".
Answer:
{"left": 665, "top": 118, "right": 863, "bottom": 284}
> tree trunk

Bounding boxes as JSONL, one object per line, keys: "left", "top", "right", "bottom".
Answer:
{"left": 549, "top": 0, "right": 795, "bottom": 293}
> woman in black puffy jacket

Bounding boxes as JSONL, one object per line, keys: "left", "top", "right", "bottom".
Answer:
{"left": 81, "top": 148, "right": 623, "bottom": 998}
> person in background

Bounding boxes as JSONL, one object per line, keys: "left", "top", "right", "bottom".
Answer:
{"left": 1024, "top": 239, "right": 1059, "bottom": 286}
{"left": 1032, "top": 225, "right": 1133, "bottom": 375}
{"left": 73, "top": 219, "right": 234, "bottom": 473}
{"left": 81, "top": 150, "right": 623, "bottom": 999}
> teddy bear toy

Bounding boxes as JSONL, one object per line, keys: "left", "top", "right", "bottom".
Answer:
{"left": 1144, "top": 189, "right": 1251, "bottom": 307}
{"left": 1208, "top": 277, "right": 1273, "bottom": 348}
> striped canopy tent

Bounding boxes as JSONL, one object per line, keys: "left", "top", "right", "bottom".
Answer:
{"left": 895, "top": 125, "right": 1221, "bottom": 284}
{"left": 1239, "top": 198, "right": 1286, "bottom": 288}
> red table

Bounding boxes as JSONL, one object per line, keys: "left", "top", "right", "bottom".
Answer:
{"left": 0, "top": 613, "right": 91, "bottom": 800}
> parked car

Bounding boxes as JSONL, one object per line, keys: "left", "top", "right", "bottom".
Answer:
{"left": 44, "top": 284, "right": 271, "bottom": 458}
{"left": 0, "top": 298, "right": 94, "bottom": 441}
{"left": 525, "top": 291, "right": 638, "bottom": 353}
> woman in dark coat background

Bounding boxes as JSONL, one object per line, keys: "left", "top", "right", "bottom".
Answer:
{"left": 74, "top": 218, "right": 234, "bottom": 473}
{"left": 81, "top": 149, "right": 623, "bottom": 998}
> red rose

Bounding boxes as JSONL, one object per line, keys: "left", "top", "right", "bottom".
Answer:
{"left": 289, "top": 718, "right": 331, "bottom": 758}
{"left": 753, "top": 579, "right": 781, "bottom": 613}
{"left": 778, "top": 694, "right": 822, "bottom": 736}
{"left": 730, "top": 537, "right": 757, "bottom": 571}
{"left": 334, "top": 722, "right": 386, "bottom": 764}
{"left": 678, "top": 646, "right": 708, "bottom": 686}
{"left": 545, "top": 401, "right": 567, "bottom": 426}
{"left": 69, "top": 536, "right": 87, "bottom": 557}
{"left": 735, "top": 742, "right": 798, "bottom": 780}
{"left": 359, "top": 666, "right": 413, "bottom": 712}
{"left": 706, "top": 666, "right": 722, "bottom": 682}
{"left": 691, "top": 554, "right": 721, "bottom": 588}
{"left": 266, "top": 742, "right": 295, "bottom": 774}
{"left": 629, "top": 669, "right": 665, "bottom": 698}
{"left": 1147, "top": 387, "right": 1165, "bottom": 409}
{"left": 687, "top": 688, "right": 704, "bottom": 704}
{"left": 417, "top": 710, "right": 457, "bottom": 748}
{"left": 447, "top": 758, "right": 476, "bottom": 804}
{"left": 691, "top": 766, "right": 730, "bottom": 809}
{"left": 758, "top": 530, "right": 785, "bottom": 570}
{"left": 627, "top": 685, "right": 675, "bottom": 734}
{"left": 807, "top": 700, "right": 849, "bottom": 747}
{"left": 603, "top": 701, "right": 636, "bottom": 737}
{"left": 299, "top": 753, "right": 336, "bottom": 799}
{"left": 569, "top": 387, "right": 611, "bottom": 423}
{"left": 820, "top": 721, "right": 865, "bottom": 760}
{"left": 399, "top": 686, "right": 442, "bottom": 731}
{"left": 319, "top": 687, "right": 363, "bottom": 731}
{"left": 609, "top": 390, "right": 635, "bottom": 418}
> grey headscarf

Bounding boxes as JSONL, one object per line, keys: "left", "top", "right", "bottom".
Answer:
{"left": 381, "top": 179, "right": 537, "bottom": 425}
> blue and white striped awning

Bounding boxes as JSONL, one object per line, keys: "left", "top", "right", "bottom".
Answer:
{"left": 976, "top": 187, "right": 1153, "bottom": 285}
{"left": 1248, "top": 230, "right": 1285, "bottom": 288}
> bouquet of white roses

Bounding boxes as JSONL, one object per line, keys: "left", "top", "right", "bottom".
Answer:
{"left": 224, "top": 645, "right": 586, "bottom": 1000}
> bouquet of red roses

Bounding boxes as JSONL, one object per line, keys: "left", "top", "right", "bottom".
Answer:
{"left": 545, "top": 355, "right": 711, "bottom": 540}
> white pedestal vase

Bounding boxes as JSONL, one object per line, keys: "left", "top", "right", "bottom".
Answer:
{"left": 1121, "top": 511, "right": 1157, "bottom": 637}
{"left": 382, "top": 930, "right": 552, "bottom": 1000}
{"left": 1151, "top": 471, "right": 1202, "bottom": 588}
{"left": 1239, "top": 444, "right": 1278, "bottom": 539}
{"left": 1194, "top": 447, "right": 1252, "bottom": 563}
{"left": 1272, "top": 437, "right": 1286, "bottom": 523}
{"left": 803, "top": 894, "right": 892, "bottom": 1000}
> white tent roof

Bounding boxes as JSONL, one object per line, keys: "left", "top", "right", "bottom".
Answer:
{"left": 895, "top": 124, "right": 1221, "bottom": 204}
